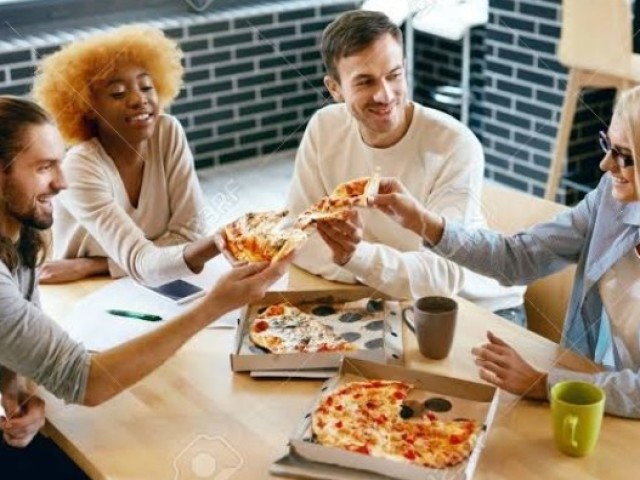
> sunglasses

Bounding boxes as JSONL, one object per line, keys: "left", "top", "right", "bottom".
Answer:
{"left": 599, "top": 131, "right": 635, "bottom": 168}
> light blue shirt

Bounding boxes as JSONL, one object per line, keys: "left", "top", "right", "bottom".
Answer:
{"left": 433, "top": 175, "right": 640, "bottom": 418}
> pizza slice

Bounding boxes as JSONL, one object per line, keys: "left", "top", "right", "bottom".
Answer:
{"left": 294, "top": 195, "right": 360, "bottom": 230}
{"left": 332, "top": 172, "right": 381, "bottom": 206}
{"left": 249, "top": 302, "right": 357, "bottom": 354}
{"left": 221, "top": 210, "right": 308, "bottom": 263}
{"left": 294, "top": 172, "right": 382, "bottom": 229}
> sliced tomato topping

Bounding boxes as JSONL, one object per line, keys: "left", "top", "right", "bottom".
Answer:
{"left": 265, "top": 304, "right": 285, "bottom": 316}
{"left": 449, "top": 434, "right": 464, "bottom": 445}
{"left": 354, "top": 445, "right": 370, "bottom": 455}
{"left": 403, "top": 450, "right": 417, "bottom": 460}
{"left": 253, "top": 320, "right": 269, "bottom": 332}
{"left": 393, "top": 390, "right": 405, "bottom": 400}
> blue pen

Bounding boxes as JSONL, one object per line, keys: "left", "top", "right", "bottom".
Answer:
{"left": 107, "top": 309, "right": 163, "bottom": 322}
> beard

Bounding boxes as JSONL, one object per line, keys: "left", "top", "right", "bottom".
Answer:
{"left": 1, "top": 183, "right": 54, "bottom": 231}
{"left": 11, "top": 207, "right": 53, "bottom": 230}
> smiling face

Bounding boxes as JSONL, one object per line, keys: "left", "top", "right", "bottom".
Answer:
{"left": 0, "top": 123, "right": 67, "bottom": 235}
{"left": 600, "top": 114, "right": 638, "bottom": 203}
{"left": 89, "top": 64, "right": 159, "bottom": 149}
{"left": 324, "top": 33, "right": 410, "bottom": 148}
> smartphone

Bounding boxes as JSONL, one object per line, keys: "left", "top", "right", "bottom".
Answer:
{"left": 146, "top": 279, "right": 205, "bottom": 305}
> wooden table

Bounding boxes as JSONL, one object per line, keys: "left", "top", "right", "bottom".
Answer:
{"left": 38, "top": 268, "right": 631, "bottom": 480}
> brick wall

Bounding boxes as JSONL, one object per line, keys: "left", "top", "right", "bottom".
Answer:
{"left": 0, "top": 0, "right": 615, "bottom": 203}
{"left": 414, "top": 0, "right": 614, "bottom": 204}
{"left": 0, "top": 0, "right": 358, "bottom": 169}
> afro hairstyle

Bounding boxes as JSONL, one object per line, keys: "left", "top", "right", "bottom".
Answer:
{"left": 32, "top": 24, "right": 184, "bottom": 145}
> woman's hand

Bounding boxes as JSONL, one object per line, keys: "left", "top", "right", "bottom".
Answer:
{"left": 39, "top": 258, "right": 109, "bottom": 284}
{"left": 472, "top": 331, "right": 548, "bottom": 400}
{"left": 368, "top": 177, "right": 444, "bottom": 244}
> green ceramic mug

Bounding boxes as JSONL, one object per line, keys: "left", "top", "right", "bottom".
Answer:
{"left": 551, "top": 381, "right": 605, "bottom": 457}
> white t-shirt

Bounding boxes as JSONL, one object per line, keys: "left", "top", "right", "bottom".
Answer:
{"left": 599, "top": 247, "right": 640, "bottom": 369}
{"left": 53, "top": 115, "right": 207, "bottom": 286}
{"left": 287, "top": 102, "right": 524, "bottom": 311}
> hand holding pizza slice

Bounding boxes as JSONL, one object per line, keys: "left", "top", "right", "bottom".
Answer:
{"left": 219, "top": 210, "right": 308, "bottom": 264}
{"left": 218, "top": 172, "right": 380, "bottom": 263}
{"left": 295, "top": 172, "right": 381, "bottom": 230}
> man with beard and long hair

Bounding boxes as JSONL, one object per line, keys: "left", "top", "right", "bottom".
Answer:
{"left": 0, "top": 96, "right": 291, "bottom": 477}
{"left": 286, "top": 10, "right": 525, "bottom": 324}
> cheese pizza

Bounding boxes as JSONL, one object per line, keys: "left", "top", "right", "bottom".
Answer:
{"left": 312, "top": 380, "right": 480, "bottom": 469}
{"left": 221, "top": 173, "right": 381, "bottom": 261}
{"left": 332, "top": 173, "right": 381, "bottom": 207}
{"left": 249, "top": 303, "right": 357, "bottom": 354}
{"left": 222, "top": 210, "right": 308, "bottom": 263}
{"left": 294, "top": 173, "right": 381, "bottom": 229}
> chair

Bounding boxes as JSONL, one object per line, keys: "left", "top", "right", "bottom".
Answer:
{"left": 411, "top": 0, "right": 488, "bottom": 125}
{"left": 545, "top": 0, "right": 640, "bottom": 201}
{"left": 360, "top": 0, "right": 411, "bottom": 27}
{"left": 481, "top": 182, "right": 575, "bottom": 343}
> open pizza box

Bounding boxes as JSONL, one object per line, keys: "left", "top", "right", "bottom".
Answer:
{"left": 230, "top": 289, "right": 404, "bottom": 375}
{"left": 282, "top": 358, "right": 500, "bottom": 480}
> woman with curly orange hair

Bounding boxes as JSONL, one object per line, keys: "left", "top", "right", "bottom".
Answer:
{"left": 32, "top": 24, "right": 219, "bottom": 286}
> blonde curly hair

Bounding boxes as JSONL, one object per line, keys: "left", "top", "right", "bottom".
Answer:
{"left": 32, "top": 24, "right": 184, "bottom": 145}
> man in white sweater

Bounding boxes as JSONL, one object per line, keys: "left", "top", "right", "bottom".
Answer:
{"left": 286, "top": 10, "right": 525, "bottom": 322}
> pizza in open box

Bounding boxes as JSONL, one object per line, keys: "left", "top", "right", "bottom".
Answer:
{"left": 312, "top": 380, "right": 481, "bottom": 469}
{"left": 249, "top": 303, "right": 358, "bottom": 354}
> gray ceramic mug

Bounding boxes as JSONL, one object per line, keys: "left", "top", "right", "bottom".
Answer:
{"left": 402, "top": 296, "right": 458, "bottom": 360}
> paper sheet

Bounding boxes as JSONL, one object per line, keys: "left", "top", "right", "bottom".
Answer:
{"left": 57, "top": 256, "right": 289, "bottom": 352}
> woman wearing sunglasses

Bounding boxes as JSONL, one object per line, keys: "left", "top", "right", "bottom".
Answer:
{"left": 368, "top": 86, "right": 640, "bottom": 418}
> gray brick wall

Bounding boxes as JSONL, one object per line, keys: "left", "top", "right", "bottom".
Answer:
{"left": 0, "top": 0, "right": 358, "bottom": 169}
{"left": 414, "top": 0, "right": 614, "bottom": 204}
{"left": 0, "top": 0, "right": 616, "bottom": 203}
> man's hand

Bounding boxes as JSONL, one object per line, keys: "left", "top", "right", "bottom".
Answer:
{"left": 1, "top": 386, "right": 45, "bottom": 448}
{"left": 207, "top": 253, "right": 294, "bottom": 313}
{"left": 315, "top": 210, "right": 363, "bottom": 266}
{"left": 39, "top": 258, "right": 108, "bottom": 284}
{"left": 472, "top": 331, "right": 548, "bottom": 400}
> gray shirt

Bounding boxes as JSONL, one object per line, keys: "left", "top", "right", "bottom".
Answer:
{"left": 433, "top": 174, "right": 640, "bottom": 418}
{"left": 0, "top": 261, "right": 90, "bottom": 404}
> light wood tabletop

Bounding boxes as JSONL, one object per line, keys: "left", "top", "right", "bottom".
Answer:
{"left": 37, "top": 267, "right": 631, "bottom": 480}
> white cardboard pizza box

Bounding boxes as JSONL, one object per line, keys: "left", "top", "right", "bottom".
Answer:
{"left": 230, "top": 289, "right": 404, "bottom": 373}
{"left": 287, "top": 358, "right": 500, "bottom": 480}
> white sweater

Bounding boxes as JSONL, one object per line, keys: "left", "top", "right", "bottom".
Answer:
{"left": 53, "top": 115, "right": 207, "bottom": 286}
{"left": 287, "top": 103, "right": 524, "bottom": 311}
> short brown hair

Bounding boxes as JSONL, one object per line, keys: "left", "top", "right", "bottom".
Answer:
{"left": 32, "top": 24, "right": 184, "bottom": 146}
{"left": 321, "top": 10, "right": 403, "bottom": 81}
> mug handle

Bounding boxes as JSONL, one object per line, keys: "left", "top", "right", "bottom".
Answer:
{"left": 401, "top": 307, "right": 416, "bottom": 333}
{"left": 563, "top": 415, "right": 579, "bottom": 449}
